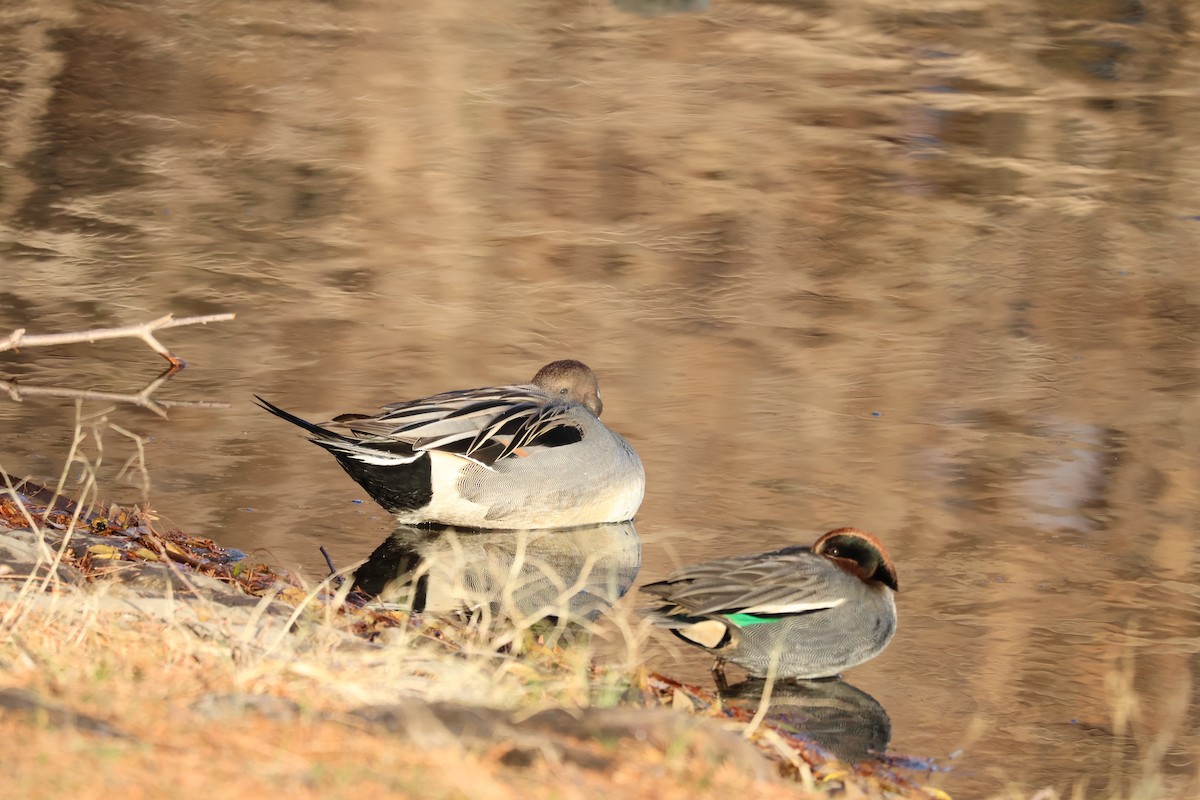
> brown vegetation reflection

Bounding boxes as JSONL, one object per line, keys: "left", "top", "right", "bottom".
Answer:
{"left": 2, "top": 0, "right": 1200, "bottom": 796}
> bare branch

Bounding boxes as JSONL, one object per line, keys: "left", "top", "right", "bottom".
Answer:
{"left": 0, "top": 313, "right": 235, "bottom": 368}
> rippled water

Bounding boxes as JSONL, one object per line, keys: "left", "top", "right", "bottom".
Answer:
{"left": 3, "top": 1, "right": 1200, "bottom": 796}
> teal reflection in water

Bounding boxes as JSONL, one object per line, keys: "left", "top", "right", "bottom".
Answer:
{"left": 721, "top": 677, "right": 891, "bottom": 765}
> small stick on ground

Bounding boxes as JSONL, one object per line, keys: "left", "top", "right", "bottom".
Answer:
{"left": 320, "top": 546, "right": 344, "bottom": 588}
{"left": 0, "top": 312, "right": 235, "bottom": 368}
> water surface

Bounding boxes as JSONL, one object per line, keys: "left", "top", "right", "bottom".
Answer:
{"left": 2, "top": 1, "right": 1199, "bottom": 795}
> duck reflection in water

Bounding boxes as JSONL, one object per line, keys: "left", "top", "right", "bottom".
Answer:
{"left": 353, "top": 522, "right": 641, "bottom": 627}
{"left": 721, "top": 677, "right": 891, "bottom": 765}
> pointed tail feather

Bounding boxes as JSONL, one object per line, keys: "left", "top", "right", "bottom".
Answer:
{"left": 255, "top": 395, "right": 423, "bottom": 466}
{"left": 254, "top": 395, "right": 354, "bottom": 444}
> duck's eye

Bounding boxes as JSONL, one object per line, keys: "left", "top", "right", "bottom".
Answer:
{"left": 560, "top": 387, "right": 569, "bottom": 395}
{"left": 825, "top": 546, "right": 841, "bottom": 557}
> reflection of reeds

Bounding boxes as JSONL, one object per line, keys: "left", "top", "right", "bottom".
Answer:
{"left": 1100, "top": 630, "right": 1196, "bottom": 800}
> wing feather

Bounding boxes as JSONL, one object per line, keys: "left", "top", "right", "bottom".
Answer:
{"left": 643, "top": 547, "right": 848, "bottom": 617}
{"left": 324, "top": 386, "right": 585, "bottom": 467}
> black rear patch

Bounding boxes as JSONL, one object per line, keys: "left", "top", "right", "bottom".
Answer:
{"left": 530, "top": 425, "right": 583, "bottom": 448}
{"left": 319, "top": 446, "right": 433, "bottom": 513}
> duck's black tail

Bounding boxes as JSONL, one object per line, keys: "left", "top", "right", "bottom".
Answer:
{"left": 254, "top": 395, "right": 356, "bottom": 444}
{"left": 254, "top": 395, "right": 433, "bottom": 513}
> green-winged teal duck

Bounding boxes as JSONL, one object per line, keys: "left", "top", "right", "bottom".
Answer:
{"left": 642, "top": 527, "right": 898, "bottom": 681}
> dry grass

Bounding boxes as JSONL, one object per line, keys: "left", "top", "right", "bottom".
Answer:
{"left": 1, "top": 562, "right": 843, "bottom": 800}
{"left": 8, "top": 413, "right": 1181, "bottom": 800}
{"left": 0, "top": 611, "right": 784, "bottom": 800}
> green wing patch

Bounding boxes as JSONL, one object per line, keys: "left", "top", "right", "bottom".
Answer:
{"left": 725, "top": 612, "right": 777, "bottom": 626}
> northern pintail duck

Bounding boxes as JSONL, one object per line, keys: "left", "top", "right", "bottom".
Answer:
{"left": 256, "top": 360, "right": 645, "bottom": 529}
{"left": 642, "top": 528, "right": 898, "bottom": 681}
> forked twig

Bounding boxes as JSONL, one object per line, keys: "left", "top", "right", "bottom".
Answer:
{"left": 0, "top": 312, "right": 235, "bottom": 368}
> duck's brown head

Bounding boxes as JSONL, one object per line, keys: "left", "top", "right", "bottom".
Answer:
{"left": 532, "top": 359, "right": 603, "bottom": 416}
{"left": 813, "top": 527, "right": 899, "bottom": 592}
